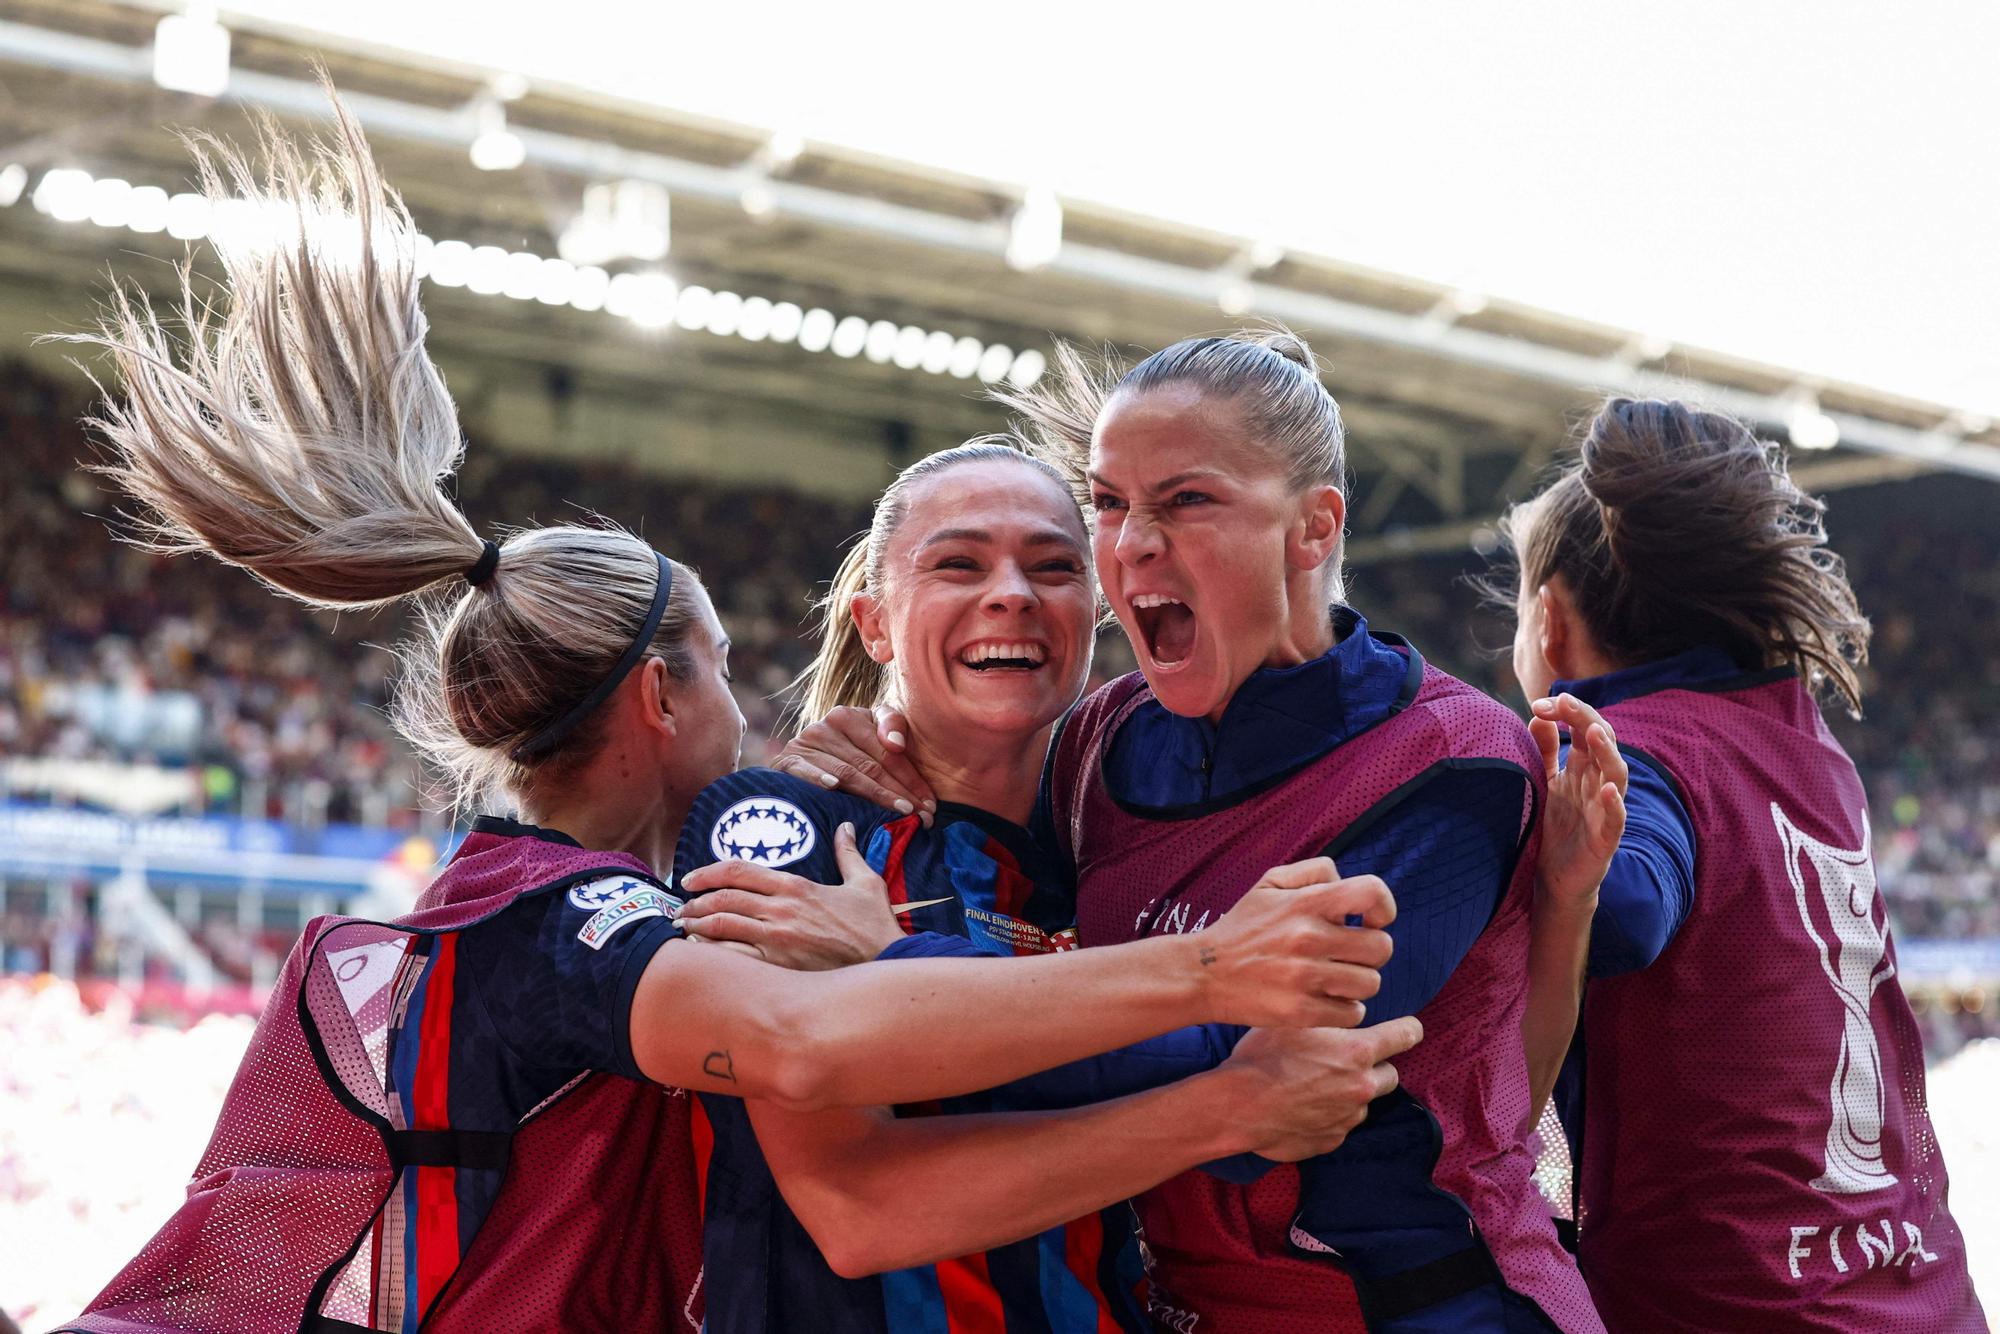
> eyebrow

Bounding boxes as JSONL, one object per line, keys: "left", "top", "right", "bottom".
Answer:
{"left": 1085, "top": 469, "right": 1225, "bottom": 493}
{"left": 916, "top": 527, "right": 1083, "bottom": 551}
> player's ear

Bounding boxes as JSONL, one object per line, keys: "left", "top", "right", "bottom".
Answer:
{"left": 851, "top": 590, "right": 894, "bottom": 665}
{"left": 638, "top": 655, "right": 678, "bottom": 739}
{"left": 1539, "top": 579, "right": 1585, "bottom": 678}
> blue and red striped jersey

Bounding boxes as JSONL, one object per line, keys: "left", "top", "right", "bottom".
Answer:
{"left": 677, "top": 769, "right": 1149, "bottom": 1334}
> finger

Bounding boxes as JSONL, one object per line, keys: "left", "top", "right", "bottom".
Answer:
{"left": 673, "top": 888, "right": 785, "bottom": 923}
{"left": 1362, "top": 1015, "right": 1424, "bottom": 1063}
{"left": 793, "top": 750, "right": 921, "bottom": 816}
{"left": 1587, "top": 724, "right": 1629, "bottom": 795}
{"left": 831, "top": 822, "right": 883, "bottom": 890}
{"left": 874, "top": 704, "right": 914, "bottom": 754}
{"left": 1256, "top": 857, "right": 1339, "bottom": 891}
{"left": 677, "top": 912, "right": 770, "bottom": 946}
{"left": 1312, "top": 998, "right": 1367, "bottom": 1029}
{"left": 1529, "top": 716, "right": 1562, "bottom": 784}
{"left": 1296, "top": 877, "right": 1397, "bottom": 930}
{"left": 680, "top": 860, "right": 796, "bottom": 897}
{"left": 1365, "top": 1060, "right": 1402, "bottom": 1100}
{"left": 770, "top": 753, "right": 841, "bottom": 791}
{"left": 1595, "top": 781, "right": 1628, "bottom": 849}
{"left": 831, "top": 715, "right": 937, "bottom": 813}
{"left": 1314, "top": 961, "right": 1383, "bottom": 1002}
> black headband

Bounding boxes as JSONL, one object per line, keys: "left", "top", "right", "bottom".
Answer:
{"left": 465, "top": 540, "right": 501, "bottom": 588}
{"left": 511, "top": 551, "right": 675, "bottom": 762}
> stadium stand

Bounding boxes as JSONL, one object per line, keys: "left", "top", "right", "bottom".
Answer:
{"left": 1, "top": 360, "right": 1994, "bottom": 1047}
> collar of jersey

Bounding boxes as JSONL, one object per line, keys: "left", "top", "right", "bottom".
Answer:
{"left": 1552, "top": 644, "right": 1747, "bottom": 710}
{"left": 469, "top": 813, "right": 585, "bottom": 848}
{"left": 1103, "top": 606, "right": 1416, "bottom": 812}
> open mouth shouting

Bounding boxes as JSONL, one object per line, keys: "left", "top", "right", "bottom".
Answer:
{"left": 955, "top": 639, "right": 1050, "bottom": 673}
{"left": 1128, "top": 592, "right": 1196, "bottom": 670}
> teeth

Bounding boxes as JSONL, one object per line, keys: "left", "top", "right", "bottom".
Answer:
{"left": 1129, "top": 593, "right": 1185, "bottom": 610}
{"left": 958, "top": 641, "right": 1048, "bottom": 665}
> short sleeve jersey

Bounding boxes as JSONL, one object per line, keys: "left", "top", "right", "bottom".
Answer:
{"left": 675, "top": 770, "right": 1147, "bottom": 1334}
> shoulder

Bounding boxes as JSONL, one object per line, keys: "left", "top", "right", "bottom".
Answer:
{"left": 1053, "top": 674, "right": 1148, "bottom": 771}
{"left": 677, "top": 767, "right": 892, "bottom": 876}
{"left": 1404, "top": 667, "right": 1538, "bottom": 771}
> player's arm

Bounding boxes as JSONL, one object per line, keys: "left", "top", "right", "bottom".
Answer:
{"left": 630, "top": 832, "right": 1397, "bottom": 1111}
{"left": 753, "top": 1018, "right": 1419, "bottom": 1277}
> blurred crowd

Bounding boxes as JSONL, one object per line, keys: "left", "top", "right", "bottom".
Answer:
{"left": 1, "top": 362, "right": 1995, "bottom": 1033}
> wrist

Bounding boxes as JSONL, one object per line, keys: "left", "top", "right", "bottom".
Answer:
{"left": 1160, "top": 932, "right": 1216, "bottom": 1022}
{"left": 1166, "top": 1066, "right": 1261, "bottom": 1158}
{"left": 1535, "top": 882, "right": 1599, "bottom": 922}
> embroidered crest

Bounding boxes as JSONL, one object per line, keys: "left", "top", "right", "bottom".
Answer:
{"left": 569, "top": 876, "right": 645, "bottom": 912}
{"left": 577, "top": 886, "right": 683, "bottom": 951}
{"left": 709, "top": 797, "right": 817, "bottom": 868}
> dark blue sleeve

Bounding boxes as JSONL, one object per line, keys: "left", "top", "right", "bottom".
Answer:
{"left": 1333, "top": 763, "right": 1529, "bottom": 1022}
{"left": 1585, "top": 748, "right": 1697, "bottom": 978}
{"left": 458, "top": 873, "right": 681, "bottom": 1085}
{"left": 673, "top": 767, "right": 887, "bottom": 890}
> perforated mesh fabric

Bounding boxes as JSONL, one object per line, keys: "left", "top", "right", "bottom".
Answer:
{"left": 63, "top": 830, "right": 703, "bottom": 1334}
{"left": 1578, "top": 677, "right": 1985, "bottom": 1332}
{"left": 1053, "top": 666, "right": 1606, "bottom": 1334}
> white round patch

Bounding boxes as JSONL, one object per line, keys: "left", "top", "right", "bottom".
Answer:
{"left": 568, "top": 876, "right": 644, "bottom": 912}
{"left": 710, "top": 797, "right": 818, "bottom": 868}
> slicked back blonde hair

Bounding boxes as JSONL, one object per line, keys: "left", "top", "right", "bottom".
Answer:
{"left": 67, "top": 94, "right": 696, "bottom": 816}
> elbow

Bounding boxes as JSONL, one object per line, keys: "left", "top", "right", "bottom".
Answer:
{"left": 742, "top": 995, "right": 841, "bottom": 1111}
{"left": 820, "top": 1231, "right": 899, "bottom": 1280}
{"left": 787, "top": 1183, "right": 907, "bottom": 1277}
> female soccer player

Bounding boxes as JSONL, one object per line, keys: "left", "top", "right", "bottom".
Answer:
{"left": 1007, "top": 331, "right": 1610, "bottom": 1333}
{"left": 1506, "top": 398, "right": 1986, "bottom": 1331}
{"left": 746, "top": 331, "right": 1629, "bottom": 1334}
{"left": 671, "top": 439, "right": 1418, "bottom": 1333}
{"left": 60, "top": 109, "right": 1413, "bottom": 1334}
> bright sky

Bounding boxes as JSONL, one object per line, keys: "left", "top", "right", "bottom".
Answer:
{"left": 231, "top": 0, "right": 2000, "bottom": 415}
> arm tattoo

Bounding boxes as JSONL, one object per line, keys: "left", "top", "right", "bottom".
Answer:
{"left": 1198, "top": 945, "right": 1218, "bottom": 968}
{"left": 703, "top": 1050, "right": 737, "bottom": 1083}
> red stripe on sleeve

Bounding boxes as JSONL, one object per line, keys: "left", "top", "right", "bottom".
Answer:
{"left": 412, "top": 934, "right": 461, "bottom": 1318}
{"left": 1062, "top": 1214, "right": 1125, "bottom": 1333}
{"left": 933, "top": 1250, "right": 1008, "bottom": 1334}
{"left": 877, "top": 816, "right": 922, "bottom": 931}
{"left": 689, "top": 1094, "right": 715, "bottom": 1219}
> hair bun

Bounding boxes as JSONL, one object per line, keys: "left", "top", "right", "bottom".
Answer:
{"left": 1245, "top": 327, "right": 1316, "bottom": 370}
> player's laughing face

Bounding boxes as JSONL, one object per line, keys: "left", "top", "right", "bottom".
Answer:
{"left": 855, "top": 457, "right": 1095, "bottom": 742}
{"left": 1090, "top": 383, "right": 1344, "bottom": 722}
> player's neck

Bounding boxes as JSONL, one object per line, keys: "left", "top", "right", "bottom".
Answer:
{"left": 903, "top": 720, "right": 1051, "bottom": 827}
{"left": 520, "top": 759, "right": 686, "bottom": 877}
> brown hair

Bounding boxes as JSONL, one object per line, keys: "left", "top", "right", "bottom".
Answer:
{"left": 793, "top": 436, "right": 1080, "bottom": 724}
{"left": 995, "top": 325, "right": 1348, "bottom": 594}
{"left": 1499, "top": 397, "right": 1870, "bottom": 712}
{"left": 66, "top": 97, "right": 698, "bottom": 813}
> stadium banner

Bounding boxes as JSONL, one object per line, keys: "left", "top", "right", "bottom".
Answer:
{"left": 0, "top": 800, "right": 454, "bottom": 894}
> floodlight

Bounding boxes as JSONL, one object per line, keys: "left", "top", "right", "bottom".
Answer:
{"left": 892, "top": 325, "right": 927, "bottom": 370}
{"left": 977, "top": 344, "right": 1014, "bottom": 383}
{"left": 798, "top": 308, "right": 837, "bottom": 353}
{"left": 1785, "top": 392, "right": 1840, "bottom": 450}
{"left": 470, "top": 100, "right": 525, "bottom": 172}
{"left": 1006, "top": 186, "right": 1062, "bottom": 271}
{"left": 864, "top": 320, "right": 898, "bottom": 364}
{"left": 1007, "top": 349, "right": 1047, "bottom": 388}
{"left": 32, "top": 169, "right": 93, "bottom": 223}
{"left": 948, "top": 336, "right": 984, "bottom": 379}
{"left": 768, "top": 302, "right": 804, "bottom": 344}
{"left": 165, "top": 192, "right": 208, "bottom": 240}
{"left": 0, "top": 165, "right": 26, "bottom": 207}
{"left": 737, "top": 296, "right": 774, "bottom": 342}
{"left": 153, "top": 8, "right": 230, "bottom": 99}
{"left": 920, "top": 330, "right": 956, "bottom": 375}
{"left": 831, "top": 316, "right": 868, "bottom": 358}
{"left": 126, "top": 185, "right": 170, "bottom": 234}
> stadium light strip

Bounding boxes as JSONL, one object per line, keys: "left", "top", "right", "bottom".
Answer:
{"left": 12, "top": 164, "right": 1049, "bottom": 390}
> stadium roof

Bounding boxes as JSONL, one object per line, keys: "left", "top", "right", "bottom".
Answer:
{"left": 2, "top": 0, "right": 1995, "bottom": 561}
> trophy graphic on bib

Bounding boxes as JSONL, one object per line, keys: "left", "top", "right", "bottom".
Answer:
{"left": 1773, "top": 803, "right": 1897, "bottom": 1194}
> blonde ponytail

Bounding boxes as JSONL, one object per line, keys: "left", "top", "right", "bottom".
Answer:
{"left": 68, "top": 92, "right": 700, "bottom": 817}
{"left": 72, "top": 100, "right": 481, "bottom": 608}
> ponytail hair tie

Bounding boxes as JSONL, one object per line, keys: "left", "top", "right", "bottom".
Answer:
{"left": 465, "top": 539, "right": 500, "bottom": 588}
